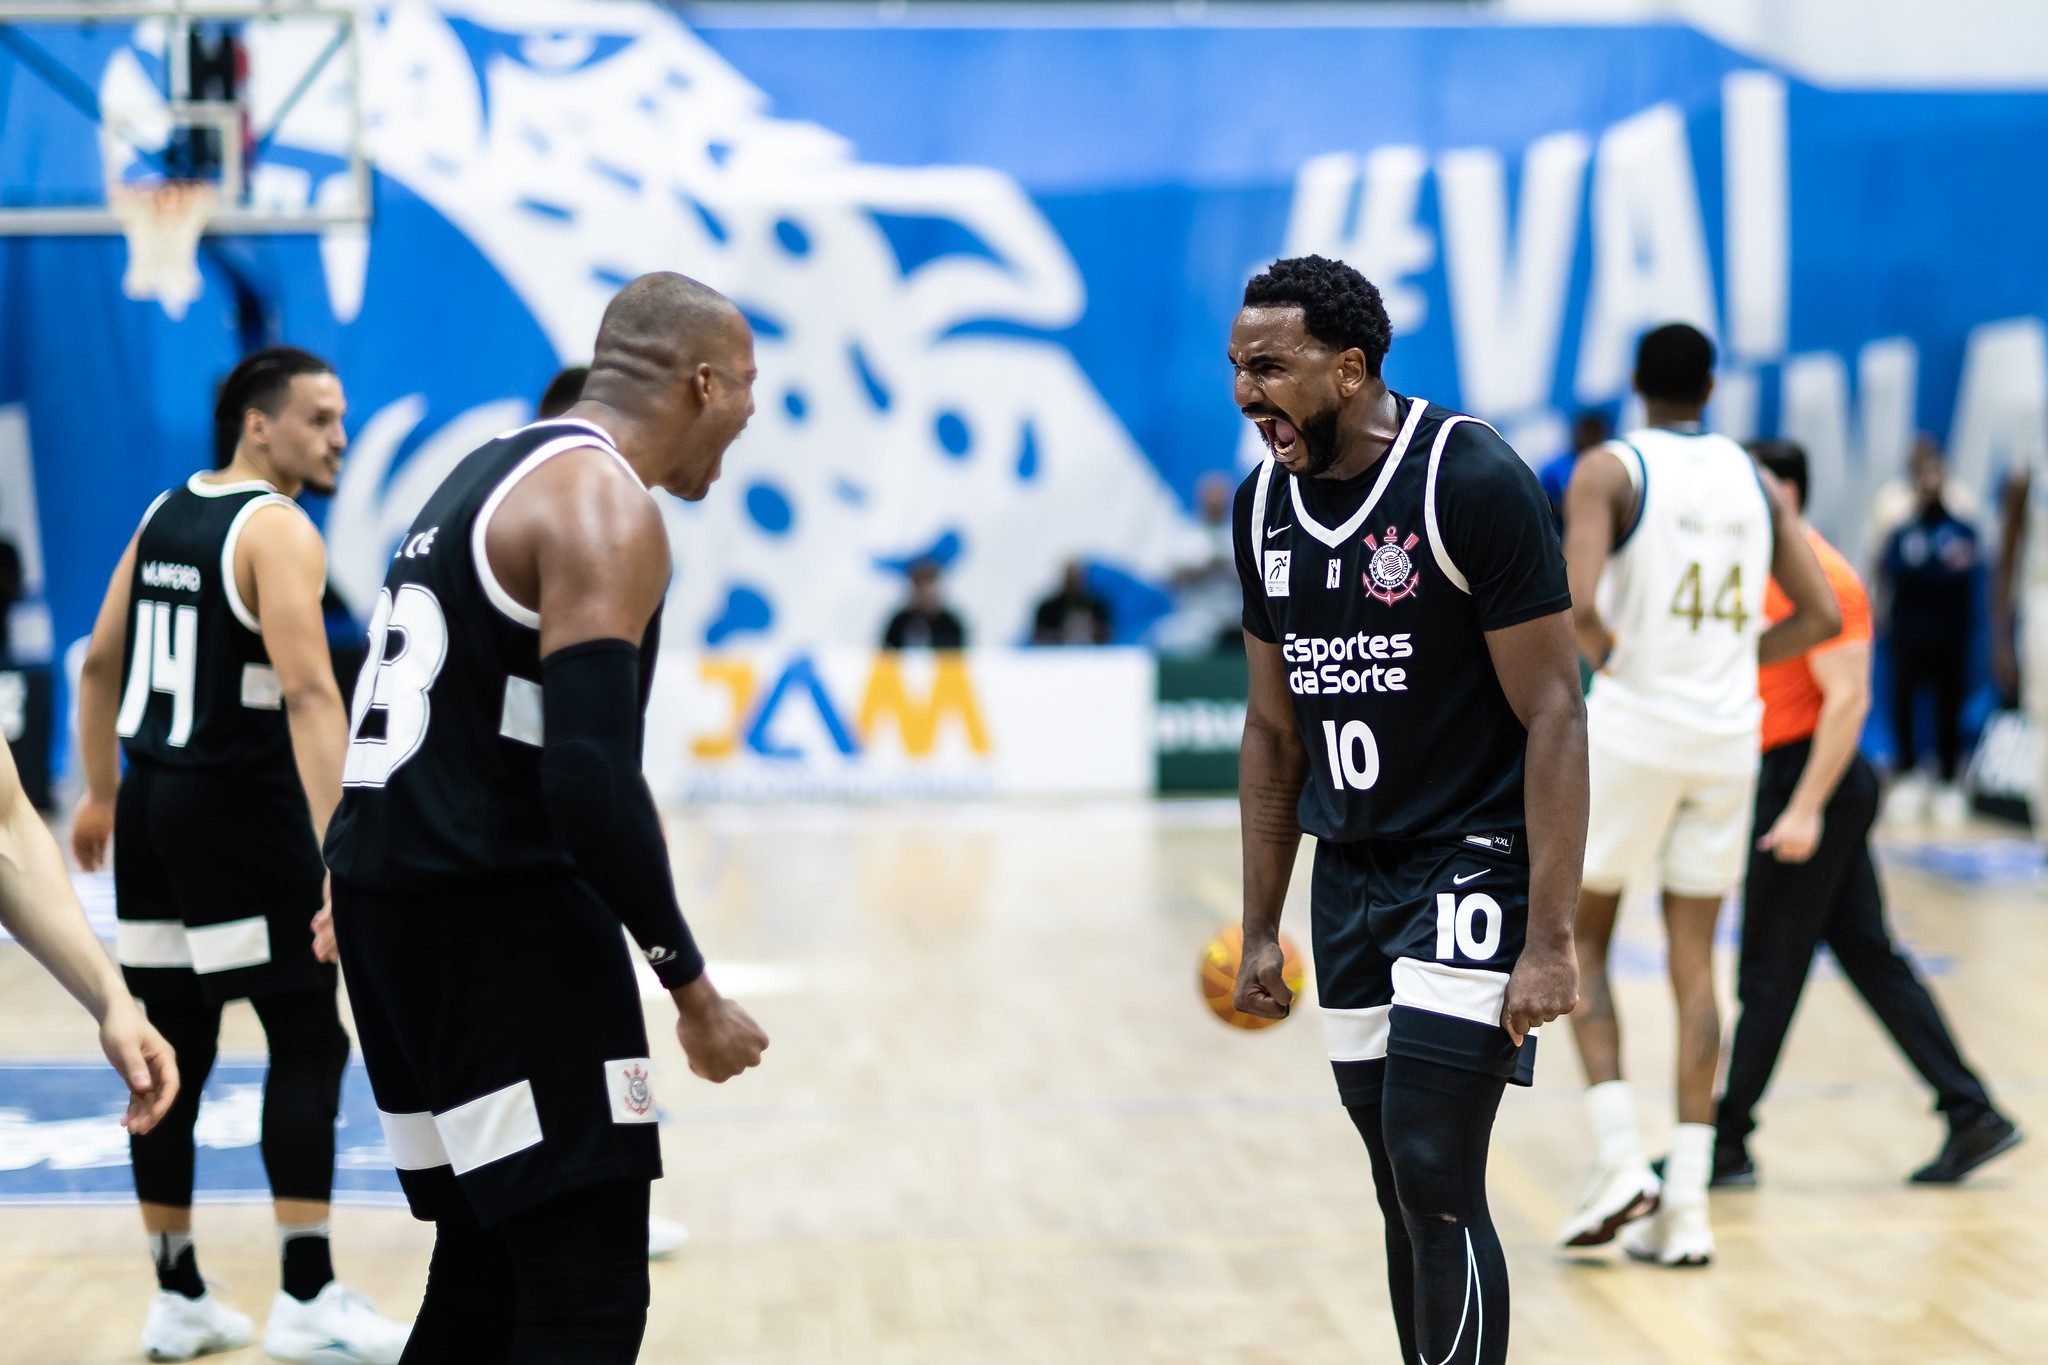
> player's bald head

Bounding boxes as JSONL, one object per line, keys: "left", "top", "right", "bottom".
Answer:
{"left": 573, "top": 272, "right": 758, "bottom": 500}
{"left": 584, "top": 272, "right": 749, "bottom": 401}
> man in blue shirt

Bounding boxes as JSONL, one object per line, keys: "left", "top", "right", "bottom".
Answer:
{"left": 1881, "top": 437, "right": 1980, "bottom": 826}
{"left": 1537, "top": 410, "right": 1613, "bottom": 527}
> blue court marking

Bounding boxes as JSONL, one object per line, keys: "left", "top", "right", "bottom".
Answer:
{"left": 1884, "top": 838, "right": 2046, "bottom": 885}
{"left": 0, "top": 1060, "right": 402, "bottom": 1207}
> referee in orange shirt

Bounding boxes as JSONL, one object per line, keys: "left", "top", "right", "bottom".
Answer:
{"left": 1714, "top": 441, "right": 2018, "bottom": 1185}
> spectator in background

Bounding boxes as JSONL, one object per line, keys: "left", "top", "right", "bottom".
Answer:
{"left": 1867, "top": 432, "right": 1982, "bottom": 577}
{"left": 1031, "top": 561, "right": 1112, "bottom": 645}
{"left": 1881, "top": 438, "right": 1980, "bottom": 827}
{"left": 1147, "top": 470, "right": 1242, "bottom": 656}
{"left": 1539, "top": 410, "right": 1613, "bottom": 526}
{"left": 882, "top": 560, "right": 967, "bottom": 650}
{"left": 538, "top": 364, "right": 591, "bottom": 419}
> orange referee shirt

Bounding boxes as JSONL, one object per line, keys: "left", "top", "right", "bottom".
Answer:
{"left": 1759, "top": 526, "right": 1871, "bottom": 752}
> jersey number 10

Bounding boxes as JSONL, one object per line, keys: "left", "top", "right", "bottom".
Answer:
{"left": 1667, "top": 562, "right": 1750, "bottom": 633}
{"left": 1320, "top": 719, "right": 1381, "bottom": 791}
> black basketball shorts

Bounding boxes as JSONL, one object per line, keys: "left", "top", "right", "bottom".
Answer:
{"left": 1312, "top": 832, "right": 1538, "bottom": 1106}
{"left": 113, "top": 759, "right": 332, "bottom": 1005}
{"left": 332, "top": 873, "right": 663, "bottom": 1225}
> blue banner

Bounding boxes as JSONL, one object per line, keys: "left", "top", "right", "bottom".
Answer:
{"left": 3, "top": 7, "right": 2045, "bottom": 703}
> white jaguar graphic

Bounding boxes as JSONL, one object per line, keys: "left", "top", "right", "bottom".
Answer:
{"left": 270, "top": 1, "right": 1200, "bottom": 647}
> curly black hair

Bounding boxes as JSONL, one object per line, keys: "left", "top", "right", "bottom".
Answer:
{"left": 1241, "top": 255, "right": 1392, "bottom": 377}
{"left": 1634, "top": 322, "right": 1714, "bottom": 403}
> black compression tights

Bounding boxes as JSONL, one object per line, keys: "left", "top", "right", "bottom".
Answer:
{"left": 130, "top": 990, "right": 351, "bottom": 1205}
{"left": 402, "top": 1178, "right": 651, "bottom": 1365}
{"left": 1348, "top": 1056, "right": 1510, "bottom": 1365}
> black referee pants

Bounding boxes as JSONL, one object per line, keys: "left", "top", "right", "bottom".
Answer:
{"left": 1717, "top": 742, "right": 1993, "bottom": 1149}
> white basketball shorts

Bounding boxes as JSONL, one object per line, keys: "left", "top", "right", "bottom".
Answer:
{"left": 1582, "top": 741, "right": 1758, "bottom": 898}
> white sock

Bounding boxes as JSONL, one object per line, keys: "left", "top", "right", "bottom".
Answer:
{"left": 274, "top": 1218, "right": 331, "bottom": 1252}
{"left": 1585, "top": 1079, "right": 1642, "bottom": 1169}
{"left": 1663, "top": 1122, "right": 1716, "bottom": 1206}
{"left": 150, "top": 1228, "right": 194, "bottom": 1266}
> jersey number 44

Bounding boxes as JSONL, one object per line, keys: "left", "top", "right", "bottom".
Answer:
{"left": 1667, "top": 561, "right": 1751, "bottom": 633}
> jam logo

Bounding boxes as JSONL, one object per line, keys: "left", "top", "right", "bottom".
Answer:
{"left": 1363, "top": 527, "right": 1421, "bottom": 605}
{"left": 691, "top": 653, "right": 992, "bottom": 762}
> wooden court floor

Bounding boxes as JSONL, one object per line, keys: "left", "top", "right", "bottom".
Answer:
{"left": 2, "top": 799, "right": 2044, "bottom": 1363}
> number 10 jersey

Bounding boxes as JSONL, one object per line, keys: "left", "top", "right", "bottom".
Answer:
{"left": 1586, "top": 426, "right": 1773, "bottom": 776}
{"left": 324, "top": 418, "right": 661, "bottom": 892}
{"left": 1233, "top": 396, "right": 1572, "bottom": 845}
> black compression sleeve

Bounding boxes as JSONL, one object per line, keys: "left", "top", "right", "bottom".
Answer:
{"left": 539, "top": 639, "right": 705, "bottom": 989}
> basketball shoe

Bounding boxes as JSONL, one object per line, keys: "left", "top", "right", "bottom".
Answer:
{"left": 1557, "top": 1079, "right": 1660, "bottom": 1247}
{"left": 262, "top": 1281, "right": 410, "bottom": 1364}
{"left": 1557, "top": 1157, "right": 1661, "bottom": 1247}
{"left": 141, "top": 1288, "right": 253, "bottom": 1362}
{"left": 1624, "top": 1121, "right": 1715, "bottom": 1266}
{"left": 1621, "top": 1198, "right": 1714, "bottom": 1267}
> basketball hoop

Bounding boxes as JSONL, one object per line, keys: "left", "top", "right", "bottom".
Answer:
{"left": 107, "top": 180, "right": 218, "bottom": 321}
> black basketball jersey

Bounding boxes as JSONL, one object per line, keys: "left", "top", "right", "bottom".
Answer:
{"left": 1234, "top": 395, "right": 1571, "bottom": 845}
{"left": 115, "top": 476, "right": 302, "bottom": 786}
{"left": 323, "top": 419, "right": 661, "bottom": 892}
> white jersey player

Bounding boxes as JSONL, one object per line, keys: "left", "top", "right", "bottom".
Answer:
{"left": 1556, "top": 324, "right": 1839, "bottom": 1266}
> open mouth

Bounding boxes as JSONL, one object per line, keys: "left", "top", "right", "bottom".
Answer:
{"left": 1249, "top": 412, "right": 1300, "bottom": 458}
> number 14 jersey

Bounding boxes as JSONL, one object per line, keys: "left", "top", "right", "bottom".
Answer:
{"left": 323, "top": 418, "right": 662, "bottom": 892}
{"left": 116, "top": 475, "right": 302, "bottom": 786}
{"left": 1587, "top": 426, "right": 1773, "bottom": 776}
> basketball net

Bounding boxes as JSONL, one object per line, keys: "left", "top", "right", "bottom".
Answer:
{"left": 107, "top": 180, "right": 217, "bottom": 321}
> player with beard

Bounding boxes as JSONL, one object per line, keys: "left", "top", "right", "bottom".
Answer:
{"left": 74, "top": 347, "right": 411, "bottom": 1362}
{"left": 1229, "top": 255, "right": 1586, "bottom": 1365}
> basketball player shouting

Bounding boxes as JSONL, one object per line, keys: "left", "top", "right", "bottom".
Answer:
{"left": 1555, "top": 324, "right": 1838, "bottom": 1266}
{"left": 74, "top": 348, "right": 411, "bottom": 1361}
{"left": 1230, "top": 256, "right": 1586, "bottom": 1365}
{"left": 322, "top": 273, "right": 768, "bottom": 1362}
{"left": 523, "top": 355, "right": 693, "bottom": 1262}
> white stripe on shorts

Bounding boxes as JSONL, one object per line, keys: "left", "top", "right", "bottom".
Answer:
{"left": 498, "top": 675, "right": 544, "bottom": 747}
{"left": 378, "top": 1109, "right": 452, "bottom": 1171}
{"left": 1321, "top": 1004, "right": 1392, "bottom": 1062}
{"left": 185, "top": 916, "right": 272, "bottom": 974}
{"left": 436, "top": 1080, "right": 545, "bottom": 1175}
{"left": 1391, "top": 959, "right": 1511, "bottom": 1028}
{"left": 115, "top": 920, "right": 192, "bottom": 968}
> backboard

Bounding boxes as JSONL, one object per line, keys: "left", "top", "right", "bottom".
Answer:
{"left": 0, "top": 1, "right": 368, "bottom": 235}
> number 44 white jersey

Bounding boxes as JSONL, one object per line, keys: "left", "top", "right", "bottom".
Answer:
{"left": 1586, "top": 427, "right": 1774, "bottom": 776}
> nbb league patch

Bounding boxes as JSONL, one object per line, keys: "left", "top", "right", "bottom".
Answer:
{"left": 1264, "top": 550, "right": 1291, "bottom": 597}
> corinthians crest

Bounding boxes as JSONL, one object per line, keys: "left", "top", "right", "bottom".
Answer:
{"left": 622, "top": 1063, "right": 653, "bottom": 1117}
{"left": 1362, "top": 526, "right": 1422, "bottom": 605}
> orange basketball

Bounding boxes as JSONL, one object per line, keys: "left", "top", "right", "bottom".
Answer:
{"left": 1199, "top": 925, "right": 1306, "bottom": 1030}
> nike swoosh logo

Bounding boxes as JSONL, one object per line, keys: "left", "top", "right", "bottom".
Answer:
{"left": 1452, "top": 870, "right": 1487, "bottom": 885}
{"left": 1266, "top": 524, "right": 1291, "bottom": 537}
